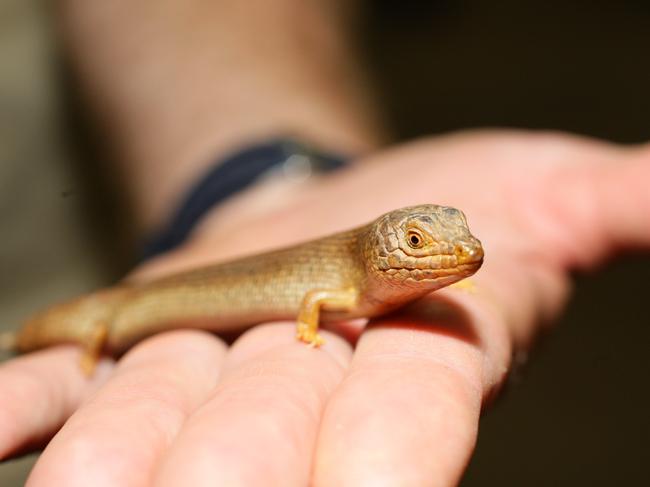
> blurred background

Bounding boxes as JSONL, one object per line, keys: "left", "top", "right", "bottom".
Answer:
{"left": 0, "top": 0, "right": 648, "bottom": 484}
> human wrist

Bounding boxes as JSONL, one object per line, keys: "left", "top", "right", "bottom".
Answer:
{"left": 140, "top": 138, "right": 352, "bottom": 261}
{"left": 57, "top": 0, "right": 385, "bottom": 233}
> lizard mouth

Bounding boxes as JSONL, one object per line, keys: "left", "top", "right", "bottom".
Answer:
{"left": 381, "top": 254, "right": 483, "bottom": 282}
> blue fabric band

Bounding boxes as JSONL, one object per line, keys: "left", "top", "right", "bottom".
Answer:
{"left": 141, "top": 139, "right": 349, "bottom": 260}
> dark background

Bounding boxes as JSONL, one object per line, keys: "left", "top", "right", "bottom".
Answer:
{"left": 365, "top": 0, "right": 650, "bottom": 143}
{"left": 0, "top": 0, "right": 648, "bottom": 484}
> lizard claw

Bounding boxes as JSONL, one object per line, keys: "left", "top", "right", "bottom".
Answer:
{"left": 296, "top": 322, "right": 325, "bottom": 347}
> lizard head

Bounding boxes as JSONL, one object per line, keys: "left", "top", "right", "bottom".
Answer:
{"left": 363, "top": 204, "right": 484, "bottom": 291}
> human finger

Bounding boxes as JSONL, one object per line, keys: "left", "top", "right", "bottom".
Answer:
{"left": 518, "top": 145, "right": 650, "bottom": 269}
{"left": 153, "top": 323, "right": 352, "bottom": 487}
{"left": 0, "top": 347, "right": 113, "bottom": 460}
{"left": 313, "top": 292, "right": 508, "bottom": 487}
{"left": 26, "top": 331, "right": 226, "bottom": 487}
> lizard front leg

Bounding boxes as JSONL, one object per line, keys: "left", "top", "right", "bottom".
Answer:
{"left": 296, "top": 288, "right": 358, "bottom": 347}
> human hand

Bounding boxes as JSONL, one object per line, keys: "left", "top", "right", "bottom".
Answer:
{"left": 2, "top": 130, "right": 649, "bottom": 486}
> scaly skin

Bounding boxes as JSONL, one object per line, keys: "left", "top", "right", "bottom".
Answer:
{"left": 2, "top": 205, "right": 483, "bottom": 371}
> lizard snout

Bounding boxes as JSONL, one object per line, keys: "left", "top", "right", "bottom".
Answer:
{"left": 454, "top": 240, "right": 484, "bottom": 265}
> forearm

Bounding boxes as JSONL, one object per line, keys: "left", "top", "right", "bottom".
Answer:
{"left": 56, "top": 0, "right": 385, "bottom": 231}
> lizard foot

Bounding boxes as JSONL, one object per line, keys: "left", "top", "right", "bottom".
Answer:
{"left": 449, "top": 278, "right": 477, "bottom": 293}
{"left": 296, "top": 322, "right": 325, "bottom": 348}
{"left": 79, "top": 352, "right": 99, "bottom": 377}
{"left": 79, "top": 321, "right": 108, "bottom": 377}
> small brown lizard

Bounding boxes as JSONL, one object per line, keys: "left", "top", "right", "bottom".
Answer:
{"left": 0, "top": 205, "right": 483, "bottom": 373}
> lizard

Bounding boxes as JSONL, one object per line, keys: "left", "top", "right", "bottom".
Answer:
{"left": 0, "top": 204, "right": 484, "bottom": 374}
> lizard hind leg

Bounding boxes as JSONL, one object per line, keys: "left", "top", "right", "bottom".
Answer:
{"left": 79, "top": 322, "right": 109, "bottom": 377}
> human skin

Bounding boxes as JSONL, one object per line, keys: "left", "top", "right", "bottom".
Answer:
{"left": 1, "top": 1, "right": 650, "bottom": 486}
{"left": 2, "top": 131, "right": 649, "bottom": 487}
{"left": 54, "top": 0, "right": 385, "bottom": 233}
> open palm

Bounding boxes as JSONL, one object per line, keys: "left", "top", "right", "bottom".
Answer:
{"left": 2, "top": 130, "right": 648, "bottom": 486}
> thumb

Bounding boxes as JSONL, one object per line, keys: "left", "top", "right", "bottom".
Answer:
{"left": 546, "top": 146, "right": 650, "bottom": 268}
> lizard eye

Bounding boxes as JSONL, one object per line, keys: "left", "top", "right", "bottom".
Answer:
{"left": 407, "top": 231, "right": 424, "bottom": 248}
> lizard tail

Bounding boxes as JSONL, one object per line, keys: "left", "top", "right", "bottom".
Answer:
{"left": 0, "top": 331, "right": 16, "bottom": 352}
